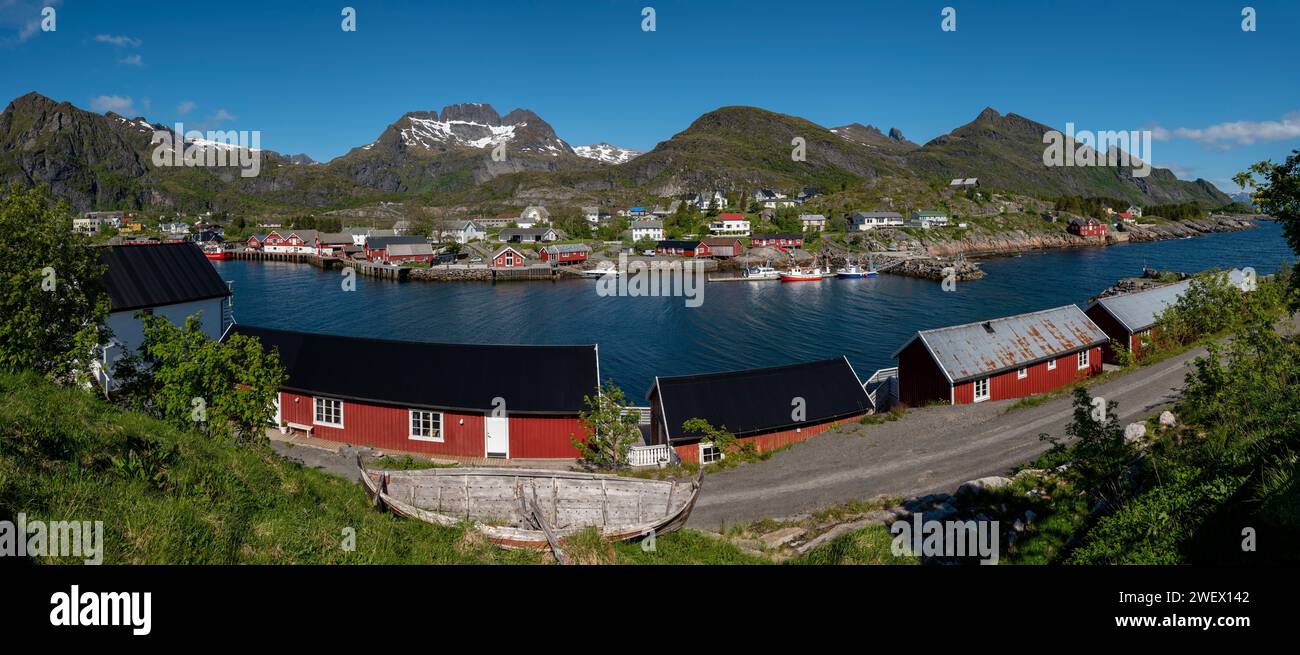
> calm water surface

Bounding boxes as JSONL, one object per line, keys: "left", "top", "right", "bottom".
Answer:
{"left": 215, "top": 221, "right": 1293, "bottom": 395}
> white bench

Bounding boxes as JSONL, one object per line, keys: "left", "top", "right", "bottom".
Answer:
{"left": 281, "top": 422, "right": 314, "bottom": 438}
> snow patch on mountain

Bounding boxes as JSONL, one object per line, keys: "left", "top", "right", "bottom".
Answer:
{"left": 572, "top": 143, "right": 641, "bottom": 164}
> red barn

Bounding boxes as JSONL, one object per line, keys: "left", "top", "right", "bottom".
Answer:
{"left": 1068, "top": 218, "right": 1107, "bottom": 237}
{"left": 246, "top": 234, "right": 266, "bottom": 250}
{"left": 540, "top": 243, "right": 591, "bottom": 264}
{"left": 231, "top": 325, "right": 599, "bottom": 460}
{"left": 492, "top": 245, "right": 528, "bottom": 268}
{"left": 364, "top": 235, "right": 428, "bottom": 262}
{"left": 700, "top": 238, "right": 743, "bottom": 258}
{"left": 646, "top": 357, "right": 873, "bottom": 464}
{"left": 750, "top": 233, "right": 804, "bottom": 248}
{"left": 894, "top": 305, "right": 1108, "bottom": 406}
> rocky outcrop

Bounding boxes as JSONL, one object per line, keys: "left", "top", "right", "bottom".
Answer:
{"left": 886, "top": 257, "right": 985, "bottom": 282}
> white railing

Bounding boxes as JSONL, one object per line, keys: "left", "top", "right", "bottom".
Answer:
{"left": 865, "top": 367, "right": 899, "bottom": 411}
{"left": 628, "top": 444, "right": 675, "bottom": 468}
{"left": 623, "top": 406, "right": 652, "bottom": 425}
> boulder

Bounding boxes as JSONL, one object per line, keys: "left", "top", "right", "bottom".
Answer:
{"left": 1124, "top": 422, "right": 1147, "bottom": 445}
{"left": 1159, "top": 411, "right": 1177, "bottom": 428}
{"left": 957, "top": 476, "right": 1012, "bottom": 496}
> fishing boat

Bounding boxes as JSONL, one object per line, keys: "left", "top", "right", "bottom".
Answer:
{"left": 780, "top": 266, "right": 826, "bottom": 282}
{"left": 836, "top": 264, "right": 866, "bottom": 279}
{"left": 743, "top": 264, "right": 780, "bottom": 280}
{"left": 201, "top": 241, "right": 232, "bottom": 261}
{"left": 358, "top": 458, "right": 704, "bottom": 551}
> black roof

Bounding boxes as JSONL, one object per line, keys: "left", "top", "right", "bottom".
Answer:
{"left": 650, "top": 357, "right": 872, "bottom": 442}
{"left": 657, "top": 240, "right": 702, "bottom": 249}
{"left": 229, "top": 325, "right": 599, "bottom": 415}
{"left": 366, "top": 236, "right": 427, "bottom": 250}
{"left": 99, "top": 242, "right": 231, "bottom": 313}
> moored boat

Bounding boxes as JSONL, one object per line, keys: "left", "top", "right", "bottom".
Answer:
{"left": 836, "top": 265, "right": 865, "bottom": 279}
{"left": 780, "top": 266, "right": 826, "bottom": 282}
{"left": 743, "top": 265, "right": 780, "bottom": 280}
{"left": 358, "top": 458, "right": 704, "bottom": 550}
{"left": 202, "top": 242, "right": 232, "bottom": 260}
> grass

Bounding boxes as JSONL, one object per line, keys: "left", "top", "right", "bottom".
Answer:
{"left": 366, "top": 454, "right": 457, "bottom": 470}
{"left": 797, "top": 525, "right": 918, "bottom": 565}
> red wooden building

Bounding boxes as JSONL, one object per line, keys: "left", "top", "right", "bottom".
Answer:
{"left": 364, "top": 236, "right": 429, "bottom": 262}
{"left": 492, "top": 245, "right": 528, "bottom": 268}
{"left": 750, "top": 233, "right": 804, "bottom": 248}
{"left": 894, "top": 305, "right": 1108, "bottom": 406}
{"left": 1068, "top": 218, "right": 1107, "bottom": 237}
{"left": 231, "top": 325, "right": 599, "bottom": 460}
{"left": 540, "top": 243, "right": 591, "bottom": 264}
{"left": 700, "top": 238, "right": 743, "bottom": 258}
{"left": 655, "top": 240, "right": 704, "bottom": 257}
{"left": 646, "top": 357, "right": 873, "bottom": 464}
{"left": 1085, "top": 269, "right": 1250, "bottom": 364}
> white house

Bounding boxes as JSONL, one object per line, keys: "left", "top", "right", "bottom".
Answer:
{"left": 262, "top": 230, "right": 320, "bottom": 254}
{"left": 74, "top": 217, "right": 103, "bottom": 235}
{"left": 438, "top": 220, "right": 486, "bottom": 244}
{"left": 631, "top": 220, "right": 665, "bottom": 242}
{"left": 908, "top": 211, "right": 950, "bottom": 229}
{"left": 96, "top": 242, "right": 233, "bottom": 392}
{"left": 799, "top": 214, "right": 827, "bottom": 232}
{"left": 849, "top": 211, "right": 904, "bottom": 230}
{"left": 708, "top": 213, "right": 751, "bottom": 237}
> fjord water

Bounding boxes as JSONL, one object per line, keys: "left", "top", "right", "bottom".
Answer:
{"left": 216, "top": 221, "right": 1292, "bottom": 396}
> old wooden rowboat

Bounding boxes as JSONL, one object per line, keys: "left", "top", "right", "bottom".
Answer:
{"left": 358, "top": 458, "right": 704, "bottom": 550}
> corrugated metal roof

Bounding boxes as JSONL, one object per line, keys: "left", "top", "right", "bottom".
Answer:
{"left": 896, "top": 305, "right": 1108, "bottom": 383}
{"left": 387, "top": 243, "right": 434, "bottom": 257}
{"left": 1090, "top": 269, "right": 1249, "bottom": 333}
{"left": 542, "top": 243, "right": 591, "bottom": 254}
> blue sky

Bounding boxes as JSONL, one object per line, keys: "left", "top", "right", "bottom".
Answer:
{"left": 2, "top": 0, "right": 1298, "bottom": 191}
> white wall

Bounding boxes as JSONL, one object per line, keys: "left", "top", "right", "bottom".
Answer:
{"left": 97, "top": 296, "right": 229, "bottom": 390}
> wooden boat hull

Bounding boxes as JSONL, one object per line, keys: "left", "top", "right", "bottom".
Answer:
{"left": 358, "top": 459, "right": 704, "bottom": 550}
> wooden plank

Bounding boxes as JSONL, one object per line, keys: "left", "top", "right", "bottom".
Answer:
{"left": 528, "top": 490, "right": 570, "bottom": 565}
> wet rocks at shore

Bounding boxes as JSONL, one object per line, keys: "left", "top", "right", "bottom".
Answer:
{"left": 887, "top": 257, "right": 985, "bottom": 282}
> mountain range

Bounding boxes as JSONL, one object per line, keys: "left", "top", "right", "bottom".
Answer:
{"left": 0, "top": 91, "right": 1230, "bottom": 212}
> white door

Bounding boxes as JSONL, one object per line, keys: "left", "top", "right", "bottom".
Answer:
{"left": 485, "top": 415, "right": 509, "bottom": 458}
{"left": 272, "top": 393, "right": 282, "bottom": 427}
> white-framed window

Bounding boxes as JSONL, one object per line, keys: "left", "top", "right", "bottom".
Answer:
{"left": 1016, "top": 367, "right": 1028, "bottom": 380}
{"left": 1077, "top": 350, "right": 1090, "bottom": 369}
{"left": 409, "top": 409, "right": 443, "bottom": 442}
{"left": 1047, "top": 358, "right": 1057, "bottom": 371}
{"left": 314, "top": 397, "right": 343, "bottom": 427}
{"left": 699, "top": 442, "right": 724, "bottom": 464}
{"left": 973, "top": 377, "right": 991, "bottom": 403}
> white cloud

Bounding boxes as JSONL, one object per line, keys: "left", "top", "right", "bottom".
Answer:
{"left": 118, "top": 54, "right": 143, "bottom": 66}
{"left": 89, "top": 95, "right": 136, "bottom": 115}
{"left": 94, "top": 34, "right": 142, "bottom": 47}
{"left": 209, "top": 108, "right": 237, "bottom": 123}
{"left": 177, "top": 100, "right": 196, "bottom": 115}
{"left": 1152, "top": 112, "right": 1300, "bottom": 147}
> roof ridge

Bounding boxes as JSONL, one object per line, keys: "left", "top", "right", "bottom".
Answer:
{"left": 657, "top": 357, "right": 849, "bottom": 383}
{"left": 918, "top": 304, "right": 1083, "bottom": 335}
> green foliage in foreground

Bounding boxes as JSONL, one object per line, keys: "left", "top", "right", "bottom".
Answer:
{"left": 0, "top": 185, "right": 109, "bottom": 383}
{"left": 0, "top": 369, "right": 539, "bottom": 564}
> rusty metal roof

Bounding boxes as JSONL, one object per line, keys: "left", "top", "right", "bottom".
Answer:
{"left": 1088, "top": 269, "right": 1249, "bottom": 333}
{"left": 894, "top": 305, "right": 1108, "bottom": 383}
